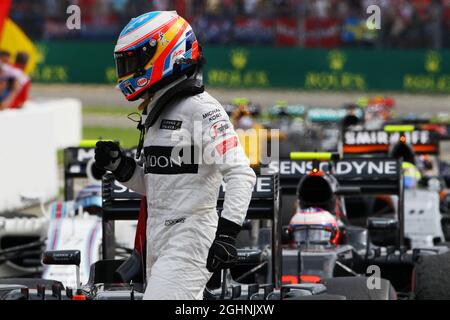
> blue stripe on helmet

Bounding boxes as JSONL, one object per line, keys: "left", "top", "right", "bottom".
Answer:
{"left": 185, "top": 48, "right": 192, "bottom": 59}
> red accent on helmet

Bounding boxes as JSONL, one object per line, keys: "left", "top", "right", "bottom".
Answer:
{"left": 309, "top": 169, "right": 325, "bottom": 177}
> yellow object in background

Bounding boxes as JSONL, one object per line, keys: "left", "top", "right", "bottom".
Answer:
{"left": 384, "top": 125, "right": 415, "bottom": 133}
{"left": 79, "top": 139, "right": 120, "bottom": 148}
{"left": 0, "top": 18, "right": 38, "bottom": 74}
{"left": 290, "top": 152, "right": 338, "bottom": 161}
{"left": 237, "top": 123, "right": 264, "bottom": 167}
{"left": 237, "top": 123, "right": 285, "bottom": 168}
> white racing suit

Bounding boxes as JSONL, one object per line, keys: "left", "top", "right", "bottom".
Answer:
{"left": 120, "top": 89, "right": 256, "bottom": 300}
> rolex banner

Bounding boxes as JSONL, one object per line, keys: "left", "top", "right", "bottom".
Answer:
{"left": 32, "top": 41, "right": 450, "bottom": 93}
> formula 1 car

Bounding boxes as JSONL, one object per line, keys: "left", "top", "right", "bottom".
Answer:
{"left": 4, "top": 151, "right": 448, "bottom": 300}
{"left": 259, "top": 102, "right": 307, "bottom": 160}
{"left": 385, "top": 114, "right": 450, "bottom": 189}
{"left": 222, "top": 99, "right": 287, "bottom": 167}
{"left": 223, "top": 98, "right": 262, "bottom": 118}
{"left": 265, "top": 101, "right": 307, "bottom": 128}
{"left": 342, "top": 123, "right": 450, "bottom": 242}
{"left": 264, "top": 104, "right": 363, "bottom": 159}
{"left": 266, "top": 149, "right": 450, "bottom": 300}
{"left": 1, "top": 171, "right": 278, "bottom": 300}
{"left": 303, "top": 106, "right": 365, "bottom": 152}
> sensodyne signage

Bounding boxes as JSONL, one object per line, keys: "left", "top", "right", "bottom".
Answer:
{"left": 267, "top": 159, "right": 399, "bottom": 178}
{"left": 112, "top": 175, "right": 274, "bottom": 198}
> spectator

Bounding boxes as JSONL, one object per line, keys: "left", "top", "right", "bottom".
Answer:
{"left": 0, "top": 76, "right": 11, "bottom": 105}
{"left": 7, "top": 0, "right": 450, "bottom": 48}
{"left": 426, "top": 0, "right": 443, "bottom": 48}
{"left": 14, "top": 51, "right": 29, "bottom": 71}
{"left": 0, "top": 55, "right": 30, "bottom": 110}
{"left": 0, "top": 73, "right": 13, "bottom": 110}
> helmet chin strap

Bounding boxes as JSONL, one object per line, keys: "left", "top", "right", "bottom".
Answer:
{"left": 134, "top": 73, "right": 201, "bottom": 159}
{"left": 139, "top": 75, "right": 188, "bottom": 114}
{"left": 138, "top": 96, "right": 152, "bottom": 113}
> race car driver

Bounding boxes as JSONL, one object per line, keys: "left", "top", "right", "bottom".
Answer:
{"left": 94, "top": 11, "right": 256, "bottom": 300}
{"left": 389, "top": 133, "right": 422, "bottom": 188}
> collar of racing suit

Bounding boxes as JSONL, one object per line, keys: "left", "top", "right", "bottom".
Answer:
{"left": 134, "top": 65, "right": 205, "bottom": 159}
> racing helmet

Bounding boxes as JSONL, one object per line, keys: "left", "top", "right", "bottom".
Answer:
{"left": 247, "top": 103, "right": 261, "bottom": 117}
{"left": 289, "top": 207, "right": 340, "bottom": 245}
{"left": 341, "top": 114, "right": 360, "bottom": 128}
{"left": 417, "top": 154, "right": 434, "bottom": 171}
{"left": 232, "top": 98, "right": 261, "bottom": 116}
{"left": 114, "top": 11, "right": 201, "bottom": 101}
{"left": 389, "top": 136, "right": 416, "bottom": 165}
{"left": 268, "top": 101, "right": 289, "bottom": 118}
{"left": 402, "top": 162, "right": 421, "bottom": 189}
{"left": 231, "top": 99, "right": 253, "bottom": 129}
{"left": 297, "top": 169, "right": 337, "bottom": 214}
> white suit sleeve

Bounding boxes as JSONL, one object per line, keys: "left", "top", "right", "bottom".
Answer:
{"left": 198, "top": 101, "right": 256, "bottom": 226}
{"left": 120, "top": 162, "right": 146, "bottom": 196}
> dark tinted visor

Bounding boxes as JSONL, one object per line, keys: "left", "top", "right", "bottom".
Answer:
{"left": 114, "top": 39, "right": 157, "bottom": 78}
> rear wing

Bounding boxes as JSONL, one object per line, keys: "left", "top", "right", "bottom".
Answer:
{"left": 265, "top": 158, "right": 402, "bottom": 196}
{"left": 101, "top": 174, "right": 280, "bottom": 220}
{"left": 440, "top": 138, "right": 450, "bottom": 162}
{"left": 101, "top": 172, "right": 283, "bottom": 287}
{"left": 342, "top": 129, "right": 439, "bottom": 155}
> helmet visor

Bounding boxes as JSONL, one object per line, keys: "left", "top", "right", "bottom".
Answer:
{"left": 115, "top": 52, "right": 140, "bottom": 78}
{"left": 114, "top": 39, "right": 157, "bottom": 79}
{"left": 292, "top": 225, "right": 333, "bottom": 245}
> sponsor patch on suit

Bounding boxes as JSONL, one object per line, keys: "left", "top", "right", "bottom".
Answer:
{"left": 160, "top": 119, "right": 183, "bottom": 130}
{"left": 215, "top": 136, "right": 238, "bottom": 156}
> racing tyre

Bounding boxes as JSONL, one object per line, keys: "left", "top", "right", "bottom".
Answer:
{"left": 320, "top": 277, "right": 397, "bottom": 300}
{"left": 413, "top": 252, "right": 450, "bottom": 300}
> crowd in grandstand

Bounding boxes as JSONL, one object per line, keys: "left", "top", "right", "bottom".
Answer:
{"left": 10, "top": 0, "right": 450, "bottom": 48}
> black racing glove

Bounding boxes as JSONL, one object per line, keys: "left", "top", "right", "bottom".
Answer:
{"left": 94, "top": 141, "right": 136, "bottom": 182}
{"left": 206, "top": 217, "right": 241, "bottom": 272}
